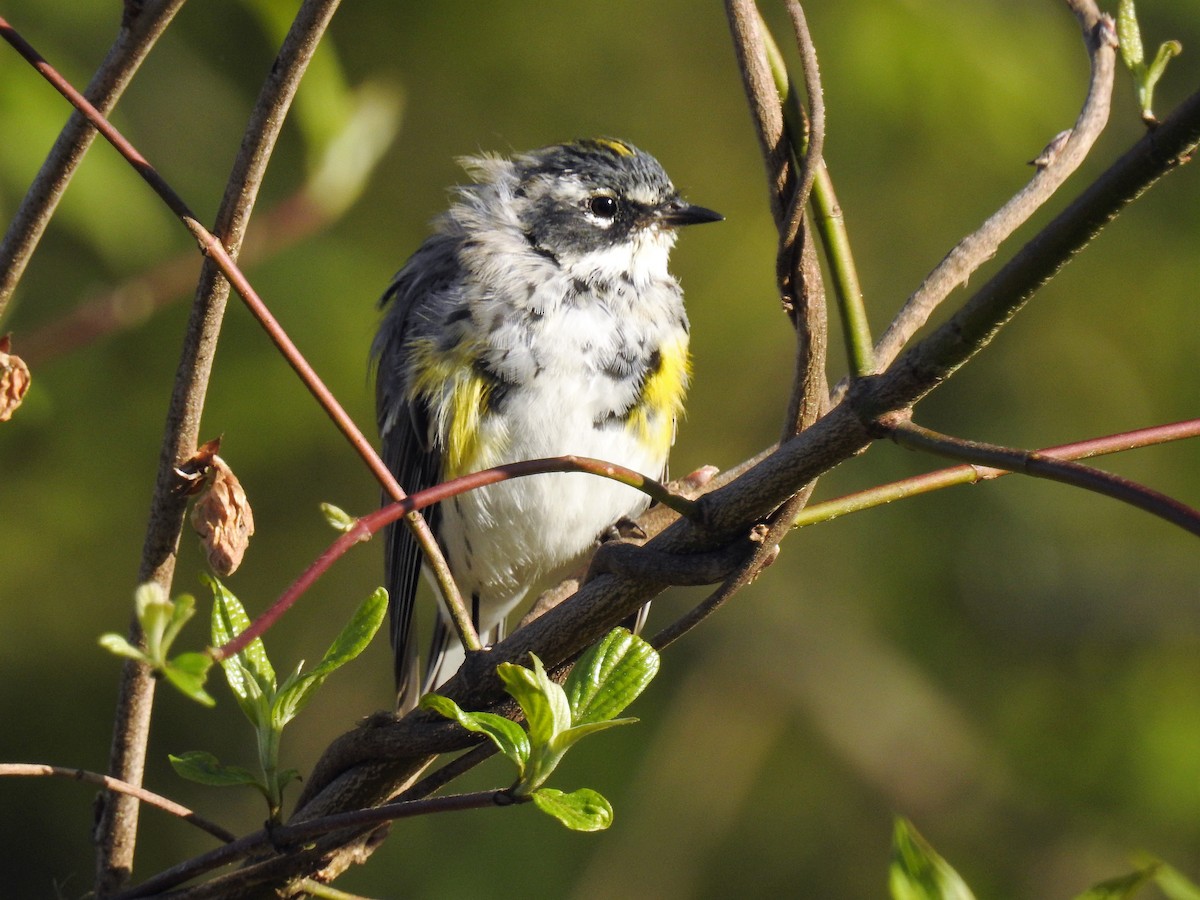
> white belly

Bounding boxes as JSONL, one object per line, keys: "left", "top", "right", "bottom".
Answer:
{"left": 436, "top": 377, "right": 664, "bottom": 634}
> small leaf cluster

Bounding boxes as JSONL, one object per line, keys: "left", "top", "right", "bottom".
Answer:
{"left": 422, "top": 628, "right": 659, "bottom": 832}
{"left": 99, "top": 583, "right": 216, "bottom": 706}
{"left": 889, "top": 817, "right": 1200, "bottom": 900}
{"left": 169, "top": 576, "right": 387, "bottom": 821}
{"left": 1116, "top": 0, "right": 1182, "bottom": 123}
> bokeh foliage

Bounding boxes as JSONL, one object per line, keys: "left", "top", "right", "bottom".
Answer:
{"left": 0, "top": 1, "right": 1198, "bottom": 897}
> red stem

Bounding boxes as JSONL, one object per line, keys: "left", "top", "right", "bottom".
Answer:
{"left": 211, "top": 455, "right": 681, "bottom": 660}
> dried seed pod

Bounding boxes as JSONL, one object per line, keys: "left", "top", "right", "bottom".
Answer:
{"left": 0, "top": 335, "right": 31, "bottom": 423}
{"left": 190, "top": 454, "right": 255, "bottom": 576}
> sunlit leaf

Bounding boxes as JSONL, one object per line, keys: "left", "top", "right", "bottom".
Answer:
{"left": 497, "top": 654, "right": 570, "bottom": 746}
{"left": 421, "top": 694, "right": 530, "bottom": 771}
{"left": 1117, "top": 0, "right": 1145, "bottom": 69}
{"left": 98, "top": 633, "right": 147, "bottom": 663}
{"left": 1155, "top": 861, "right": 1200, "bottom": 900}
{"left": 319, "top": 502, "right": 357, "bottom": 532}
{"left": 271, "top": 588, "right": 387, "bottom": 728}
{"left": 163, "top": 652, "right": 216, "bottom": 707}
{"left": 889, "top": 817, "right": 976, "bottom": 900}
{"left": 548, "top": 718, "right": 638, "bottom": 757}
{"left": 565, "top": 628, "right": 659, "bottom": 725}
{"left": 206, "top": 575, "right": 275, "bottom": 695}
{"left": 530, "top": 787, "right": 613, "bottom": 832}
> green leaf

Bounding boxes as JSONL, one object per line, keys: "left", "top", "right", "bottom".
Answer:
{"left": 313, "top": 587, "right": 388, "bottom": 675}
{"left": 1156, "top": 862, "right": 1200, "bottom": 900}
{"left": 1072, "top": 865, "right": 1158, "bottom": 900}
{"left": 890, "top": 817, "right": 976, "bottom": 900}
{"left": 98, "top": 633, "right": 148, "bottom": 663}
{"left": 222, "top": 655, "right": 272, "bottom": 730}
{"left": 271, "top": 588, "right": 388, "bottom": 728}
{"left": 319, "top": 502, "right": 357, "bottom": 533}
{"left": 530, "top": 787, "right": 614, "bottom": 832}
{"left": 498, "top": 654, "right": 570, "bottom": 747}
{"left": 421, "top": 693, "right": 531, "bottom": 770}
{"left": 1117, "top": 0, "right": 1145, "bottom": 70}
{"left": 1141, "top": 40, "right": 1183, "bottom": 116}
{"left": 163, "top": 652, "right": 216, "bottom": 707}
{"left": 207, "top": 575, "right": 276, "bottom": 695}
{"left": 162, "top": 592, "right": 198, "bottom": 652}
{"left": 565, "top": 628, "right": 660, "bottom": 725}
{"left": 548, "top": 718, "right": 638, "bottom": 757}
{"left": 272, "top": 671, "right": 322, "bottom": 731}
{"left": 169, "top": 751, "right": 265, "bottom": 791}
{"left": 134, "top": 581, "right": 173, "bottom": 659}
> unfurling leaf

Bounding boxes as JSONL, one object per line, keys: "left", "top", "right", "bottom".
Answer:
{"left": 497, "top": 654, "right": 571, "bottom": 747}
{"left": 1115, "top": 0, "right": 1182, "bottom": 123}
{"left": 890, "top": 817, "right": 976, "bottom": 900}
{"left": 190, "top": 454, "right": 255, "bottom": 575}
{"left": 424, "top": 629, "right": 659, "bottom": 807}
{"left": 1117, "top": 0, "right": 1145, "bottom": 70}
{"left": 319, "top": 502, "right": 357, "bottom": 532}
{"left": 98, "top": 633, "right": 145, "bottom": 661}
{"left": 163, "top": 652, "right": 216, "bottom": 707}
{"left": 420, "top": 693, "right": 531, "bottom": 771}
{"left": 0, "top": 335, "right": 31, "bottom": 423}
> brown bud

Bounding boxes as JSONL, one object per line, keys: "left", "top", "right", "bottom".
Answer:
{"left": 0, "top": 335, "right": 31, "bottom": 423}
{"left": 190, "top": 454, "right": 255, "bottom": 576}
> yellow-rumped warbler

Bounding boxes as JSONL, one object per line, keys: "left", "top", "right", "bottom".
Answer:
{"left": 373, "top": 138, "right": 721, "bottom": 709}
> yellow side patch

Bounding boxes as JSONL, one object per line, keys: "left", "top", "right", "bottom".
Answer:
{"left": 408, "top": 337, "right": 495, "bottom": 478}
{"left": 593, "top": 138, "right": 634, "bottom": 158}
{"left": 626, "top": 338, "right": 690, "bottom": 456}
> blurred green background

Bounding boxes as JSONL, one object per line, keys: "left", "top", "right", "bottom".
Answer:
{"left": 1, "top": 1, "right": 1198, "bottom": 897}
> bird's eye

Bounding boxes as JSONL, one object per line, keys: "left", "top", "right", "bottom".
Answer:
{"left": 588, "top": 194, "right": 619, "bottom": 219}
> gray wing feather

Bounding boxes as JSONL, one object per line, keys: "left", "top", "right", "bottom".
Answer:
{"left": 373, "top": 232, "right": 462, "bottom": 710}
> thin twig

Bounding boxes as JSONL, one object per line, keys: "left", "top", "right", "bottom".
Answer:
{"left": 758, "top": 18, "right": 873, "bottom": 378}
{"left": 19, "top": 164, "right": 394, "bottom": 365}
{"left": 860, "top": 81, "right": 1200, "bottom": 420}
{"left": 886, "top": 418, "right": 1200, "bottom": 536}
{"left": 0, "top": 0, "right": 186, "bottom": 318}
{"left": 869, "top": 2, "right": 1116, "bottom": 373}
{"left": 0, "top": 763, "right": 236, "bottom": 844}
{"left": 651, "top": 481, "right": 815, "bottom": 652}
{"left": 793, "top": 418, "right": 1200, "bottom": 528}
{"left": 766, "top": 3, "right": 830, "bottom": 440}
{"left": 725, "top": 0, "right": 795, "bottom": 230}
{"left": 776, "top": 1, "right": 824, "bottom": 298}
{"left": 112, "top": 790, "right": 515, "bottom": 899}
